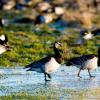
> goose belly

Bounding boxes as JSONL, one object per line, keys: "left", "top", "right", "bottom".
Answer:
{"left": 30, "top": 68, "right": 43, "bottom": 73}
{"left": 0, "top": 46, "right": 6, "bottom": 54}
{"left": 84, "top": 57, "right": 98, "bottom": 70}
{"left": 45, "top": 58, "right": 60, "bottom": 73}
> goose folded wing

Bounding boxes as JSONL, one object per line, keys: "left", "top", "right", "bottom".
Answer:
{"left": 25, "top": 56, "right": 51, "bottom": 69}
{"left": 68, "top": 54, "right": 95, "bottom": 65}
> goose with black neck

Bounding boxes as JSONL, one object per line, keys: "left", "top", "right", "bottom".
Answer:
{"left": 24, "top": 42, "right": 63, "bottom": 81}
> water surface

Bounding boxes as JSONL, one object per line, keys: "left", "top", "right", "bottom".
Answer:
{"left": 0, "top": 66, "right": 100, "bottom": 99}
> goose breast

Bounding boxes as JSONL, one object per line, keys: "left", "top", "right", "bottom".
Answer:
{"left": 45, "top": 57, "right": 60, "bottom": 73}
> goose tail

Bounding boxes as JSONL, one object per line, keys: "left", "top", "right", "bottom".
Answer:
{"left": 66, "top": 61, "right": 72, "bottom": 66}
{"left": 24, "top": 64, "right": 32, "bottom": 71}
{"left": 63, "top": 60, "right": 72, "bottom": 66}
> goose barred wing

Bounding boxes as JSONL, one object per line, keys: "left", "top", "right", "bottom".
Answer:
{"left": 67, "top": 54, "right": 95, "bottom": 65}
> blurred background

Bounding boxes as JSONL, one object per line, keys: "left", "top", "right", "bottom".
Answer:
{"left": 0, "top": 0, "right": 100, "bottom": 27}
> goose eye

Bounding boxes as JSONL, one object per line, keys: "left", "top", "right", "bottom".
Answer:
{"left": 84, "top": 32, "right": 88, "bottom": 35}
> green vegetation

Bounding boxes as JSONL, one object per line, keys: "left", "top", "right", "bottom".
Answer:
{"left": 0, "top": 24, "right": 98, "bottom": 67}
{"left": 0, "top": 88, "right": 100, "bottom": 100}
{"left": 0, "top": 11, "right": 99, "bottom": 67}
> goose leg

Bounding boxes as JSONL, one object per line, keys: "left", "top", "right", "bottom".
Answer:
{"left": 44, "top": 73, "right": 51, "bottom": 81}
{"left": 47, "top": 74, "right": 51, "bottom": 79}
{"left": 88, "top": 69, "right": 95, "bottom": 78}
{"left": 77, "top": 69, "right": 82, "bottom": 78}
{"left": 44, "top": 73, "right": 47, "bottom": 81}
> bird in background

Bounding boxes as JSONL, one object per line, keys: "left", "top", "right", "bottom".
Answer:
{"left": 0, "top": 34, "right": 8, "bottom": 45}
{"left": 0, "top": 34, "right": 11, "bottom": 54}
{"left": 24, "top": 42, "right": 63, "bottom": 81}
{"left": 76, "top": 30, "right": 93, "bottom": 45}
{"left": 0, "top": 17, "right": 9, "bottom": 27}
{"left": 79, "top": 29, "right": 100, "bottom": 40}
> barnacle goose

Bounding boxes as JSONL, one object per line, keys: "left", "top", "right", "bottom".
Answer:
{"left": 66, "top": 47, "right": 100, "bottom": 78}
{"left": 80, "top": 30, "right": 93, "bottom": 40}
{"left": 71, "top": 30, "right": 93, "bottom": 46}
{"left": 80, "top": 29, "right": 100, "bottom": 40}
{"left": 0, "top": 34, "right": 8, "bottom": 45}
{"left": 0, "top": 34, "right": 10, "bottom": 54}
{"left": 24, "top": 42, "right": 63, "bottom": 81}
{"left": 34, "top": 14, "right": 53, "bottom": 25}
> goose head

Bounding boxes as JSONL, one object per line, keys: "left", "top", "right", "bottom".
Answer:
{"left": 0, "top": 34, "right": 11, "bottom": 54}
{"left": 80, "top": 30, "right": 93, "bottom": 40}
{"left": 34, "top": 13, "right": 54, "bottom": 25}
{"left": 53, "top": 41, "right": 63, "bottom": 48}
{"left": 0, "top": 34, "right": 8, "bottom": 45}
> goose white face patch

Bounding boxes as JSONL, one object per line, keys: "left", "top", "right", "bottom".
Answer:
{"left": 0, "top": 35, "right": 5, "bottom": 41}
{"left": 83, "top": 32, "right": 93, "bottom": 40}
{"left": 55, "top": 42, "right": 62, "bottom": 48}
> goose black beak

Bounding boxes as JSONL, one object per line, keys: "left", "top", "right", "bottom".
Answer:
{"left": 59, "top": 43, "right": 63, "bottom": 47}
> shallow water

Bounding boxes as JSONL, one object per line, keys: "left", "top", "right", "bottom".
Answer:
{"left": 0, "top": 66, "right": 100, "bottom": 99}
